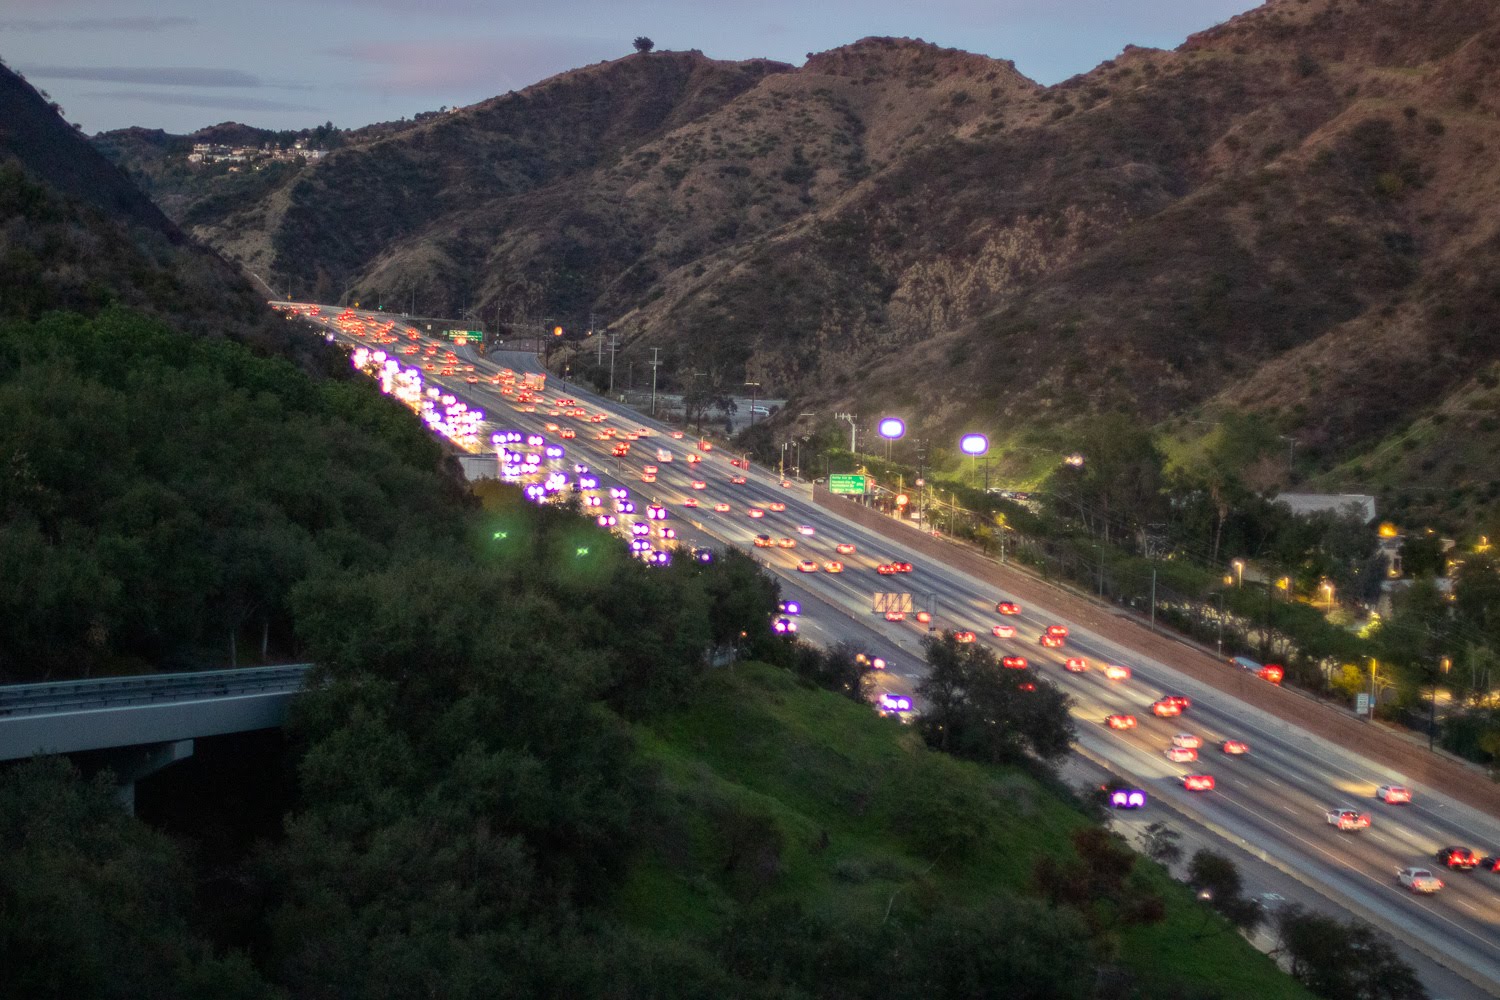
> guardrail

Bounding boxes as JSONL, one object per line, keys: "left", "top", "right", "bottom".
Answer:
{"left": 0, "top": 664, "right": 314, "bottom": 719}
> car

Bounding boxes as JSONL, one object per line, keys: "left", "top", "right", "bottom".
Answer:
{"left": 777, "top": 538, "right": 797, "bottom": 548}
{"left": 877, "top": 564, "right": 898, "bottom": 575}
{"left": 641, "top": 473, "right": 656, "bottom": 483}
{"left": 1377, "top": 785, "right": 1412, "bottom": 804}
{"left": 698, "top": 440, "right": 713, "bottom": 451}
{"left": 683, "top": 498, "right": 700, "bottom": 507}
{"left": 1326, "top": 808, "right": 1371, "bottom": 831}
{"left": 655, "top": 449, "right": 673, "bottom": 463}
{"left": 768, "top": 501, "right": 787, "bottom": 512}
{"left": 713, "top": 502, "right": 731, "bottom": 513}
{"left": 1106, "top": 714, "right": 1137, "bottom": 730}
{"left": 747, "top": 508, "right": 765, "bottom": 518}
{"left": 1172, "top": 733, "right": 1202, "bottom": 750}
{"left": 836, "top": 542, "right": 856, "bottom": 554}
{"left": 1104, "top": 664, "right": 1132, "bottom": 681}
{"left": 953, "top": 630, "right": 977, "bottom": 643}
{"left": 1164, "top": 746, "right": 1198, "bottom": 763}
{"left": 636, "top": 427, "right": 651, "bottom": 437}
{"left": 1161, "top": 695, "right": 1192, "bottom": 711}
{"left": 877, "top": 693, "right": 913, "bottom": 718}
{"left": 686, "top": 454, "right": 702, "bottom": 464}
{"left": 1183, "top": 774, "right": 1216, "bottom": 792}
{"left": 824, "top": 561, "right": 844, "bottom": 573}
{"left": 797, "top": 560, "right": 819, "bottom": 573}
{"left": 781, "top": 480, "right": 793, "bottom": 488}
{"left": 1436, "top": 847, "right": 1479, "bottom": 870}
{"left": 992, "top": 624, "right": 1017, "bottom": 638}
{"left": 797, "top": 525, "right": 816, "bottom": 535}
{"left": 893, "top": 561, "right": 913, "bottom": 573}
{"left": 560, "top": 428, "right": 576, "bottom": 439}
{"left": 855, "top": 653, "right": 886, "bottom": 671}
{"left": 1039, "top": 633, "right": 1065, "bottom": 648}
{"left": 754, "top": 534, "right": 774, "bottom": 548}
{"left": 1397, "top": 867, "right": 1444, "bottom": 893}
{"left": 773, "top": 616, "right": 798, "bottom": 635}
{"left": 884, "top": 610, "right": 906, "bottom": 622}
{"left": 1001, "top": 655, "right": 1028, "bottom": 669}
{"left": 1064, "top": 657, "right": 1089, "bottom": 672}
{"left": 730, "top": 476, "right": 748, "bottom": 485}
{"left": 996, "top": 601, "right": 1021, "bottom": 615}
{"left": 1151, "top": 699, "right": 1183, "bottom": 718}
{"left": 1221, "top": 740, "right": 1250, "bottom": 755}
{"left": 915, "top": 611, "right": 932, "bottom": 624}
{"left": 1045, "top": 624, "right": 1069, "bottom": 638}
{"left": 671, "top": 431, "right": 685, "bottom": 439}
{"left": 779, "top": 600, "right": 801, "bottom": 615}
{"left": 1108, "top": 787, "right": 1148, "bottom": 810}
{"left": 1476, "top": 855, "right": 1500, "bottom": 872}
{"left": 691, "top": 480, "right": 707, "bottom": 490}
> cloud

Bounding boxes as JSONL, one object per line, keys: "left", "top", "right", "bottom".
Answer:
{"left": 78, "top": 89, "right": 319, "bottom": 113}
{"left": 21, "top": 66, "right": 265, "bottom": 87}
{"left": 0, "top": 16, "right": 195, "bottom": 32}
{"left": 328, "top": 36, "right": 618, "bottom": 95}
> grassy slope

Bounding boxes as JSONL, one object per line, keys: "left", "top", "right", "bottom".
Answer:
{"left": 620, "top": 663, "right": 1309, "bottom": 999}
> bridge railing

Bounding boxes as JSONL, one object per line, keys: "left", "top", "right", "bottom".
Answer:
{"left": 0, "top": 664, "right": 314, "bottom": 718}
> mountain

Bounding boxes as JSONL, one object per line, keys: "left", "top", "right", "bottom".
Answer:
{"left": 0, "top": 61, "right": 313, "bottom": 358}
{"left": 131, "top": 2, "right": 1500, "bottom": 528}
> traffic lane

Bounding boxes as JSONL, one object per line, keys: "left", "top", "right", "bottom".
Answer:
{"left": 1076, "top": 723, "right": 1500, "bottom": 995}
{"left": 1066, "top": 751, "right": 1484, "bottom": 1000}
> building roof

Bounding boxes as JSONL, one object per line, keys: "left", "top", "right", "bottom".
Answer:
{"left": 1273, "top": 492, "right": 1378, "bottom": 523}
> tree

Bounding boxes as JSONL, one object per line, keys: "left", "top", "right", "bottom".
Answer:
{"left": 1041, "top": 416, "right": 1166, "bottom": 547}
{"left": 633, "top": 36, "right": 655, "bottom": 54}
{"left": 1186, "top": 849, "right": 1261, "bottom": 932}
{"left": 1142, "top": 821, "right": 1183, "bottom": 867}
{"left": 914, "top": 632, "right": 1075, "bottom": 764}
{"left": 1275, "top": 905, "right": 1429, "bottom": 1000}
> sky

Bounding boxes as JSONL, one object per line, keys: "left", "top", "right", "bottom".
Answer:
{"left": 4, "top": 0, "right": 1261, "bottom": 135}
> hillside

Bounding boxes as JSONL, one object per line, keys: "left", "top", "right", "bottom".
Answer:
{"left": 143, "top": 0, "right": 1500, "bottom": 528}
{"left": 0, "top": 63, "right": 307, "bottom": 358}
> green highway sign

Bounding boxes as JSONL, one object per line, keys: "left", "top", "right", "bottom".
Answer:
{"left": 828, "top": 474, "right": 868, "bottom": 495}
{"left": 447, "top": 329, "right": 482, "bottom": 344}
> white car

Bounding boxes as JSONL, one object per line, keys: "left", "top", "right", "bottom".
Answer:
{"left": 1326, "top": 807, "right": 1371, "bottom": 831}
{"left": 1396, "top": 867, "right": 1443, "bottom": 893}
{"left": 1377, "top": 784, "right": 1413, "bottom": 804}
{"left": 1164, "top": 746, "right": 1198, "bottom": 763}
{"left": 1171, "top": 734, "right": 1202, "bottom": 750}
{"left": 797, "top": 524, "right": 816, "bottom": 535}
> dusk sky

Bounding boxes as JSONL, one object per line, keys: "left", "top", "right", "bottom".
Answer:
{"left": 5, "top": 0, "right": 1261, "bottom": 135}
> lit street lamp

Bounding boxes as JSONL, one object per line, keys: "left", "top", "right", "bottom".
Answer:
{"left": 1232, "top": 559, "right": 1244, "bottom": 588}
{"left": 878, "top": 416, "right": 905, "bottom": 461}
{"left": 959, "top": 433, "right": 990, "bottom": 490}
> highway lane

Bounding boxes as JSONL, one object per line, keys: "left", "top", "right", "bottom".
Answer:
{"left": 296, "top": 305, "right": 1500, "bottom": 995}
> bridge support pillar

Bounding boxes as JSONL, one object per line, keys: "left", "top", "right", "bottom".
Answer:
{"left": 108, "top": 739, "right": 194, "bottom": 814}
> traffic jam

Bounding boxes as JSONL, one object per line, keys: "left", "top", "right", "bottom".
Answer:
{"left": 286, "top": 303, "right": 1500, "bottom": 905}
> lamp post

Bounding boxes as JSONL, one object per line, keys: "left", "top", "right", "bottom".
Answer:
{"left": 878, "top": 417, "right": 906, "bottom": 462}
{"left": 1232, "top": 559, "right": 1244, "bottom": 588}
{"left": 1320, "top": 580, "right": 1334, "bottom": 610}
{"left": 959, "top": 434, "right": 989, "bottom": 479}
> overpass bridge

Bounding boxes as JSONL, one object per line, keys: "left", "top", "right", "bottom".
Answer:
{"left": 0, "top": 664, "right": 312, "bottom": 809}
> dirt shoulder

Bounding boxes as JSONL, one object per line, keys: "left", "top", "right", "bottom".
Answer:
{"left": 813, "top": 486, "right": 1500, "bottom": 820}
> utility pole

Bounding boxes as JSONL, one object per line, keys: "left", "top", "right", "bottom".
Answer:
{"left": 916, "top": 440, "right": 926, "bottom": 530}
{"left": 835, "top": 413, "right": 857, "bottom": 453}
{"left": 1150, "top": 569, "right": 1157, "bottom": 632}
{"left": 595, "top": 314, "right": 604, "bottom": 366}
{"left": 746, "top": 382, "right": 761, "bottom": 427}
{"left": 607, "top": 333, "right": 619, "bottom": 395}
{"left": 649, "top": 347, "right": 662, "bottom": 416}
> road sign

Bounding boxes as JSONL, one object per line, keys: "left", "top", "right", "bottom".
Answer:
{"left": 872, "top": 593, "right": 913, "bottom": 613}
{"left": 1356, "top": 693, "right": 1371, "bottom": 716}
{"left": 447, "top": 329, "right": 482, "bottom": 344}
{"left": 829, "top": 474, "right": 868, "bottom": 495}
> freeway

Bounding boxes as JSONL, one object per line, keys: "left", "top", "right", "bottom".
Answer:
{"left": 289, "top": 304, "right": 1500, "bottom": 996}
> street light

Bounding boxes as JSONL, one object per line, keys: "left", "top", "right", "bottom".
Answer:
{"left": 878, "top": 417, "right": 905, "bottom": 461}
{"left": 1320, "top": 580, "right": 1334, "bottom": 609}
{"left": 960, "top": 433, "right": 990, "bottom": 492}
{"left": 1232, "top": 559, "right": 1244, "bottom": 588}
